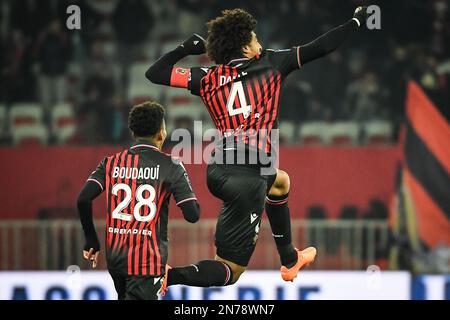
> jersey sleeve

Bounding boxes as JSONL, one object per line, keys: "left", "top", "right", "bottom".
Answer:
{"left": 188, "top": 67, "right": 208, "bottom": 96}
{"left": 86, "top": 157, "right": 107, "bottom": 191}
{"left": 266, "top": 47, "right": 301, "bottom": 77}
{"left": 168, "top": 160, "right": 197, "bottom": 206}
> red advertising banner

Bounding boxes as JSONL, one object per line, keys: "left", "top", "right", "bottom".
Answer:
{"left": 0, "top": 146, "right": 400, "bottom": 220}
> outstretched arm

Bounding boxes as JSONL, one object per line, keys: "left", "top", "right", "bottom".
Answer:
{"left": 300, "top": 19, "right": 357, "bottom": 65}
{"left": 270, "top": 7, "right": 369, "bottom": 75}
{"left": 300, "top": 6, "right": 369, "bottom": 65}
{"left": 145, "top": 34, "right": 206, "bottom": 88}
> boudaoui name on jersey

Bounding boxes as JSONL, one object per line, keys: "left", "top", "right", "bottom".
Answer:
{"left": 112, "top": 166, "right": 160, "bottom": 180}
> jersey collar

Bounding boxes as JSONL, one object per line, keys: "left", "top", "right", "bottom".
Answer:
{"left": 130, "top": 142, "right": 159, "bottom": 151}
{"left": 227, "top": 57, "right": 250, "bottom": 65}
{"left": 227, "top": 53, "right": 260, "bottom": 66}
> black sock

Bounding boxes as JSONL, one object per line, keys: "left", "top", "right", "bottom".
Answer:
{"left": 167, "top": 260, "right": 233, "bottom": 287}
{"left": 265, "top": 193, "right": 298, "bottom": 267}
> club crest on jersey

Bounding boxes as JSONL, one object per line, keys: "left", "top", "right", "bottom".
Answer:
{"left": 175, "top": 68, "right": 188, "bottom": 75}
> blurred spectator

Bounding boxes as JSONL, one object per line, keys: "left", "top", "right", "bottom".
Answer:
{"left": 362, "top": 199, "right": 389, "bottom": 265}
{"left": 78, "top": 72, "right": 117, "bottom": 144}
{"left": 0, "top": 0, "right": 7, "bottom": 41}
{"left": 0, "top": 0, "right": 447, "bottom": 146}
{"left": 173, "top": 0, "right": 207, "bottom": 36}
{"left": 314, "top": 51, "right": 348, "bottom": 119}
{"left": 78, "top": 0, "right": 109, "bottom": 46}
{"left": 430, "top": 244, "right": 450, "bottom": 273}
{"left": 436, "top": 59, "right": 450, "bottom": 111}
{"left": 278, "top": 0, "right": 321, "bottom": 44}
{"left": 344, "top": 72, "right": 389, "bottom": 123}
{"left": 1, "top": 30, "right": 35, "bottom": 104}
{"left": 365, "top": 199, "right": 389, "bottom": 220}
{"left": 83, "top": 39, "right": 121, "bottom": 92}
{"left": 308, "top": 99, "right": 332, "bottom": 122}
{"left": 430, "top": 0, "right": 450, "bottom": 58}
{"left": 34, "top": 19, "right": 71, "bottom": 119}
{"left": 411, "top": 242, "right": 450, "bottom": 274}
{"left": 78, "top": 40, "right": 123, "bottom": 144}
{"left": 113, "top": 0, "right": 153, "bottom": 46}
{"left": 279, "top": 78, "right": 310, "bottom": 123}
{"left": 10, "top": 0, "right": 51, "bottom": 42}
{"left": 112, "top": 0, "right": 154, "bottom": 90}
{"left": 417, "top": 54, "right": 449, "bottom": 108}
{"left": 383, "top": 45, "right": 411, "bottom": 124}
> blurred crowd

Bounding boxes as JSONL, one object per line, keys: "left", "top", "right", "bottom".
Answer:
{"left": 0, "top": 0, "right": 449, "bottom": 145}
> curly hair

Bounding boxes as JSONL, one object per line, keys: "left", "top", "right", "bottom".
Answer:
{"left": 128, "top": 101, "right": 165, "bottom": 137}
{"left": 206, "top": 9, "right": 257, "bottom": 64}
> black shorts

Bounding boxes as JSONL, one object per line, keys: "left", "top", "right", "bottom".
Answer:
{"left": 207, "top": 163, "right": 277, "bottom": 266}
{"left": 109, "top": 271, "right": 163, "bottom": 300}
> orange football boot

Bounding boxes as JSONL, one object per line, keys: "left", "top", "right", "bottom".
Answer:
{"left": 280, "top": 247, "right": 317, "bottom": 282}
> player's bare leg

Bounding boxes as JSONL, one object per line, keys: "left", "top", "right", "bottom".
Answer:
{"left": 215, "top": 254, "right": 246, "bottom": 284}
{"left": 268, "top": 169, "right": 291, "bottom": 197}
{"left": 266, "top": 169, "right": 317, "bottom": 281}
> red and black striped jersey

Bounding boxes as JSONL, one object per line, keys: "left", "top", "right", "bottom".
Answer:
{"left": 187, "top": 47, "right": 301, "bottom": 155}
{"left": 86, "top": 142, "right": 196, "bottom": 276}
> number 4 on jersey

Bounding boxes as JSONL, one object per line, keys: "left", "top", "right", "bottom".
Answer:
{"left": 226, "top": 81, "right": 252, "bottom": 119}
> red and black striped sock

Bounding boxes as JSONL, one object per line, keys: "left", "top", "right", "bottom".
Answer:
{"left": 265, "top": 193, "right": 298, "bottom": 268}
{"left": 167, "top": 260, "right": 233, "bottom": 287}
